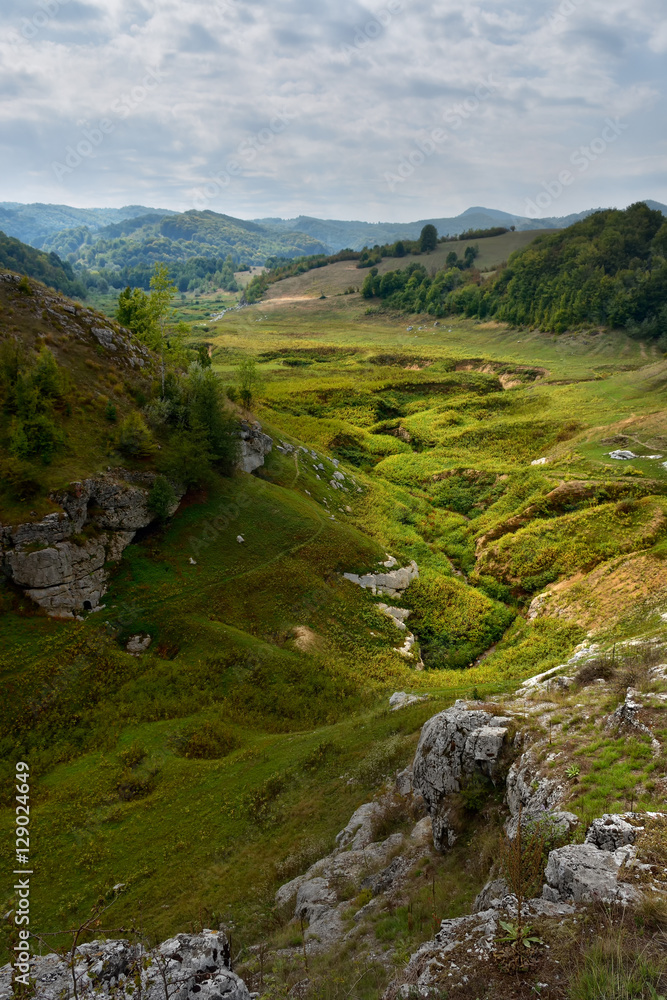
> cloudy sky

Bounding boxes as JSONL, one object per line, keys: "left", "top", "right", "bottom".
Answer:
{"left": 1, "top": 0, "right": 666, "bottom": 222}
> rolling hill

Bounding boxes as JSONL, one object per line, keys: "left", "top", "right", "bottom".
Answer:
{"left": 0, "top": 202, "right": 176, "bottom": 248}
{"left": 40, "top": 210, "right": 330, "bottom": 284}
{"left": 0, "top": 230, "right": 87, "bottom": 298}
{"left": 254, "top": 201, "right": 667, "bottom": 253}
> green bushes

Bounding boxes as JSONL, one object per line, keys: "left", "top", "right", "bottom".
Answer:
{"left": 147, "top": 476, "right": 177, "bottom": 521}
{"left": 1, "top": 344, "right": 67, "bottom": 464}
{"left": 407, "top": 576, "right": 515, "bottom": 669}
{"left": 116, "top": 411, "right": 155, "bottom": 457}
{"left": 169, "top": 719, "right": 241, "bottom": 759}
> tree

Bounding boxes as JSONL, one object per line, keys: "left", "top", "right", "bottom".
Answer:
{"left": 147, "top": 475, "right": 177, "bottom": 521}
{"left": 394, "top": 241, "right": 406, "bottom": 257}
{"left": 419, "top": 224, "right": 438, "bottom": 253}
{"left": 236, "top": 356, "right": 261, "bottom": 409}
{"left": 116, "top": 286, "right": 153, "bottom": 341}
{"left": 149, "top": 263, "right": 177, "bottom": 397}
{"left": 116, "top": 411, "right": 155, "bottom": 458}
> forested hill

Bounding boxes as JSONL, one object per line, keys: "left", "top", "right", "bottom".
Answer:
{"left": 362, "top": 202, "right": 667, "bottom": 340}
{"left": 40, "top": 210, "right": 329, "bottom": 283}
{"left": 476, "top": 202, "right": 667, "bottom": 335}
{"left": 0, "top": 231, "right": 87, "bottom": 298}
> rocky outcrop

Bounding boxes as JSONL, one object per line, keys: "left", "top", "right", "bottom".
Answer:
{"left": 343, "top": 559, "right": 419, "bottom": 598}
{"left": 276, "top": 831, "right": 407, "bottom": 950}
{"left": 238, "top": 420, "right": 272, "bottom": 473}
{"left": 412, "top": 702, "right": 513, "bottom": 849}
{"left": 505, "top": 750, "right": 578, "bottom": 839}
{"left": 0, "top": 929, "right": 250, "bottom": 1000}
{"left": 0, "top": 472, "right": 183, "bottom": 615}
{"left": 542, "top": 843, "right": 640, "bottom": 905}
{"left": 0, "top": 272, "right": 149, "bottom": 372}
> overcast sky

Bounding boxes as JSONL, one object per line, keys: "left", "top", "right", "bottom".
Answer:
{"left": 1, "top": 0, "right": 665, "bottom": 222}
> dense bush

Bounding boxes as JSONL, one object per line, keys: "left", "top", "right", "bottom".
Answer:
{"left": 407, "top": 576, "right": 515, "bottom": 669}
{"left": 0, "top": 343, "right": 67, "bottom": 464}
{"left": 169, "top": 719, "right": 241, "bottom": 759}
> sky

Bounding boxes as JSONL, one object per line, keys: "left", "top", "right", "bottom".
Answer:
{"left": 1, "top": 0, "right": 666, "bottom": 222}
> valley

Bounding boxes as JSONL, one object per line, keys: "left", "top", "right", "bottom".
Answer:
{"left": 1, "top": 214, "right": 667, "bottom": 999}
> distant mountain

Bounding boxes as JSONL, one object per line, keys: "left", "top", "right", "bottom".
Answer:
{"left": 3, "top": 200, "right": 665, "bottom": 271}
{"left": 254, "top": 202, "right": 667, "bottom": 253}
{"left": 0, "top": 203, "right": 177, "bottom": 249}
{"left": 36, "top": 210, "right": 330, "bottom": 289}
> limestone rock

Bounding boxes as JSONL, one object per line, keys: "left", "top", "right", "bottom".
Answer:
{"left": 412, "top": 703, "right": 512, "bottom": 849}
{"left": 585, "top": 814, "right": 640, "bottom": 852}
{"left": 0, "top": 472, "right": 184, "bottom": 614}
{"left": 335, "top": 801, "right": 381, "bottom": 850}
{"left": 343, "top": 560, "right": 419, "bottom": 597}
{"left": 472, "top": 877, "right": 510, "bottom": 913}
{"left": 126, "top": 634, "right": 152, "bottom": 655}
{"left": 0, "top": 929, "right": 250, "bottom": 1000}
{"left": 504, "top": 749, "right": 576, "bottom": 838}
{"left": 238, "top": 420, "right": 272, "bottom": 473}
{"left": 542, "top": 844, "right": 640, "bottom": 904}
{"left": 390, "top": 691, "right": 429, "bottom": 711}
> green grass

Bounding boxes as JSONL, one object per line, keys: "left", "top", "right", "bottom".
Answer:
{"left": 3, "top": 267, "right": 667, "bottom": 971}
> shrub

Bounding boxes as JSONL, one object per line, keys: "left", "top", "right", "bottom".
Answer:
{"left": 147, "top": 476, "right": 177, "bottom": 522}
{"left": 0, "top": 456, "right": 44, "bottom": 500}
{"left": 17, "top": 275, "right": 33, "bottom": 295}
{"left": 160, "top": 429, "right": 213, "bottom": 487}
{"left": 9, "top": 414, "right": 64, "bottom": 464}
{"left": 576, "top": 656, "right": 616, "bottom": 687}
{"left": 105, "top": 400, "right": 117, "bottom": 422}
{"left": 408, "top": 576, "right": 515, "bottom": 669}
{"left": 116, "top": 411, "right": 155, "bottom": 457}
{"left": 169, "top": 720, "right": 241, "bottom": 759}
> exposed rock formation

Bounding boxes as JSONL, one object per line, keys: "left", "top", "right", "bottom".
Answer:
{"left": 0, "top": 929, "right": 250, "bottom": 1000}
{"left": 542, "top": 843, "right": 640, "bottom": 905}
{"left": 343, "top": 559, "right": 419, "bottom": 598}
{"left": 0, "top": 272, "right": 149, "bottom": 372}
{"left": 505, "top": 749, "right": 578, "bottom": 839}
{"left": 0, "top": 472, "right": 183, "bottom": 615}
{"left": 412, "top": 702, "right": 513, "bottom": 849}
{"left": 238, "top": 420, "right": 273, "bottom": 473}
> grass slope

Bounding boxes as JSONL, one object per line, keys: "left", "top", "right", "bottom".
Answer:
{"left": 1, "top": 272, "right": 667, "bottom": 974}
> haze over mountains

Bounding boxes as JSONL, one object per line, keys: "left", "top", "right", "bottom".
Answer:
{"left": 1, "top": 201, "right": 666, "bottom": 268}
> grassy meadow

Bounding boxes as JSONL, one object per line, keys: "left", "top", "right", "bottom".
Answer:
{"left": 2, "top": 245, "right": 667, "bottom": 973}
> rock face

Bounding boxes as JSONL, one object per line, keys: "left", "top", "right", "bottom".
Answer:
{"left": 0, "top": 929, "right": 250, "bottom": 1000}
{"left": 238, "top": 420, "right": 273, "bottom": 473}
{"left": 542, "top": 844, "right": 640, "bottom": 905}
{"left": 343, "top": 559, "right": 419, "bottom": 598}
{"left": 0, "top": 472, "right": 182, "bottom": 615}
{"left": 412, "top": 702, "right": 512, "bottom": 849}
{"left": 505, "top": 748, "right": 578, "bottom": 839}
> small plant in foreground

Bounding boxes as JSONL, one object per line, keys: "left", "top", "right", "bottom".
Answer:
{"left": 566, "top": 763, "right": 581, "bottom": 779}
{"left": 498, "top": 918, "right": 543, "bottom": 950}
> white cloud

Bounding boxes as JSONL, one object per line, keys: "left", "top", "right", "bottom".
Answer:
{"left": 0, "top": 0, "right": 665, "bottom": 220}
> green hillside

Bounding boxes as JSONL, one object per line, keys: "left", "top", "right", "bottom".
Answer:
{"left": 0, "top": 203, "right": 175, "bottom": 248}
{"left": 358, "top": 203, "right": 667, "bottom": 342}
{"left": 1, "top": 263, "right": 667, "bottom": 982}
{"left": 41, "top": 210, "right": 330, "bottom": 288}
{"left": 0, "top": 232, "right": 87, "bottom": 298}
